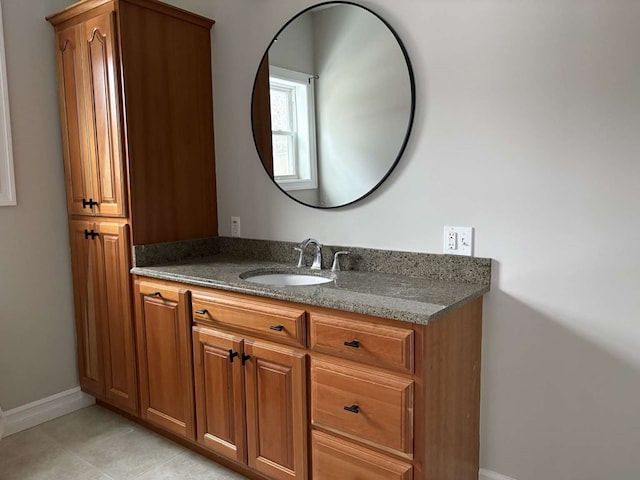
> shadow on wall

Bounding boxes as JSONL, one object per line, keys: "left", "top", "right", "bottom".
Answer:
{"left": 481, "top": 276, "right": 640, "bottom": 479}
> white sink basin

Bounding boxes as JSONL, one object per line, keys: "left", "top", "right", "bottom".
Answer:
{"left": 242, "top": 272, "right": 333, "bottom": 286}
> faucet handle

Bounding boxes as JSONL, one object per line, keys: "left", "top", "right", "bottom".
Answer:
{"left": 293, "top": 246, "right": 305, "bottom": 268}
{"left": 331, "top": 251, "right": 350, "bottom": 271}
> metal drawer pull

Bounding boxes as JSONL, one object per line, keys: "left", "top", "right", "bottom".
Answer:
{"left": 343, "top": 404, "right": 360, "bottom": 414}
{"left": 269, "top": 325, "right": 284, "bottom": 331}
{"left": 344, "top": 340, "right": 360, "bottom": 348}
{"left": 195, "top": 309, "right": 208, "bottom": 315}
{"left": 147, "top": 292, "right": 161, "bottom": 297}
{"left": 241, "top": 353, "right": 251, "bottom": 366}
{"left": 228, "top": 350, "right": 239, "bottom": 363}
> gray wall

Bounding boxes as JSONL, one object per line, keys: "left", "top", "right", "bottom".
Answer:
{"left": 0, "top": 0, "right": 77, "bottom": 411}
{"left": 268, "top": 9, "right": 315, "bottom": 75}
{"left": 2, "top": 0, "right": 639, "bottom": 479}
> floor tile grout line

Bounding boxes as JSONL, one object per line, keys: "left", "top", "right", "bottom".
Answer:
{"left": 127, "top": 447, "right": 192, "bottom": 480}
{"left": 1, "top": 405, "right": 249, "bottom": 480}
{"left": 37, "top": 417, "right": 137, "bottom": 461}
{"left": 42, "top": 419, "right": 185, "bottom": 480}
{"left": 69, "top": 449, "right": 120, "bottom": 480}
{"left": 71, "top": 428, "right": 185, "bottom": 480}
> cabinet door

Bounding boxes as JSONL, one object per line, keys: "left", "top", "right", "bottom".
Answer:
{"left": 69, "top": 220, "right": 105, "bottom": 397}
{"left": 82, "top": 12, "right": 126, "bottom": 217}
{"left": 135, "top": 281, "right": 194, "bottom": 439}
{"left": 69, "top": 221, "right": 137, "bottom": 412}
{"left": 244, "top": 340, "right": 308, "bottom": 480}
{"left": 193, "top": 327, "right": 246, "bottom": 463}
{"left": 56, "top": 25, "right": 92, "bottom": 216}
{"left": 97, "top": 222, "right": 137, "bottom": 414}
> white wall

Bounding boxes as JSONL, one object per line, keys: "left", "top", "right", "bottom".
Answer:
{"left": 2, "top": 0, "right": 638, "bottom": 478}
{"left": 203, "top": 0, "right": 640, "bottom": 479}
{"left": 0, "top": 0, "right": 78, "bottom": 411}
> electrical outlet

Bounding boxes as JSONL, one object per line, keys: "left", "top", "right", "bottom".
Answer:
{"left": 443, "top": 226, "right": 474, "bottom": 256}
{"left": 447, "top": 231, "right": 457, "bottom": 250}
{"left": 231, "top": 217, "right": 241, "bottom": 238}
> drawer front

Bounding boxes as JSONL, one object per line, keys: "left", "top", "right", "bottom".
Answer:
{"left": 311, "top": 359, "right": 414, "bottom": 455}
{"left": 312, "top": 430, "right": 413, "bottom": 480}
{"left": 310, "top": 312, "right": 414, "bottom": 373}
{"left": 192, "top": 291, "right": 306, "bottom": 347}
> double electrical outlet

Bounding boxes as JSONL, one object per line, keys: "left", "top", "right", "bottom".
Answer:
{"left": 443, "top": 226, "right": 474, "bottom": 256}
{"left": 231, "top": 217, "right": 241, "bottom": 237}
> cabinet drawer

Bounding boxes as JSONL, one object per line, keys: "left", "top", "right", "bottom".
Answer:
{"left": 310, "top": 312, "right": 414, "bottom": 373}
{"left": 311, "top": 359, "right": 414, "bottom": 456}
{"left": 312, "top": 430, "right": 412, "bottom": 480}
{"left": 192, "top": 291, "right": 306, "bottom": 347}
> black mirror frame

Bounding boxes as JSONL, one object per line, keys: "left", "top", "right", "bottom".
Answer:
{"left": 250, "top": 0, "right": 416, "bottom": 210}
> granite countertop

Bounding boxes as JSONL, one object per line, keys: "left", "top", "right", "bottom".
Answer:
{"left": 131, "top": 250, "right": 490, "bottom": 325}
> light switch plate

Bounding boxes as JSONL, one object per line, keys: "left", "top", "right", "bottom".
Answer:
{"left": 443, "top": 226, "right": 474, "bottom": 256}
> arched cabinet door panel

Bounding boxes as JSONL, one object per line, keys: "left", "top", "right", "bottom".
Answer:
{"left": 82, "top": 12, "right": 126, "bottom": 218}
{"left": 54, "top": 13, "right": 126, "bottom": 218}
{"left": 134, "top": 280, "right": 195, "bottom": 440}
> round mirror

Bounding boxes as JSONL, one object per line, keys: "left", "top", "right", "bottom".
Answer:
{"left": 251, "top": 1, "right": 415, "bottom": 209}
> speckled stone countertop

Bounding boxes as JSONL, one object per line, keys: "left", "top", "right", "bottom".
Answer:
{"left": 131, "top": 237, "right": 491, "bottom": 325}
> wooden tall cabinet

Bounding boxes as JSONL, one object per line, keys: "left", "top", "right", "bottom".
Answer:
{"left": 47, "top": 0, "right": 217, "bottom": 414}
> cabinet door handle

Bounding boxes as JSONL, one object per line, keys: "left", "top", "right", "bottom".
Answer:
{"left": 82, "top": 198, "right": 98, "bottom": 209}
{"left": 83, "top": 229, "right": 98, "bottom": 240}
{"left": 344, "top": 340, "right": 360, "bottom": 348}
{"left": 195, "top": 309, "right": 208, "bottom": 315}
{"left": 269, "top": 325, "right": 284, "bottom": 332}
{"left": 343, "top": 404, "right": 360, "bottom": 414}
{"left": 241, "top": 353, "right": 251, "bottom": 366}
{"left": 147, "top": 292, "right": 161, "bottom": 297}
{"left": 228, "top": 350, "right": 239, "bottom": 363}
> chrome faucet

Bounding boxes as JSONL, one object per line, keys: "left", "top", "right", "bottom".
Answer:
{"left": 294, "top": 238, "right": 323, "bottom": 270}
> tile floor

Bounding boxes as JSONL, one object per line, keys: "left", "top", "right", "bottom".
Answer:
{"left": 0, "top": 405, "right": 249, "bottom": 480}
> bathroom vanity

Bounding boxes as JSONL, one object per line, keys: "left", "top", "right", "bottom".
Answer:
{"left": 47, "top": 1, "right": 490, "bottom": 478}
{"left": 128, "top": 238, "right": 491, "bottom": 480}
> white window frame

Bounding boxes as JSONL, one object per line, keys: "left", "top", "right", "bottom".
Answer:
{"left": 0, "top": 2, "right": 15, "bottom": 206}
{"left": 270, "top": 66, "right": 318, "bottom": 191}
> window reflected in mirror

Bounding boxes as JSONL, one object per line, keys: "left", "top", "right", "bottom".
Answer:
{"left": 270, "top": 67, "right": 318, "bottom": 191}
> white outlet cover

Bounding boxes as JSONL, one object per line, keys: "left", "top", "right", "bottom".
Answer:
{"left": 443, "top": 226, "right": 474, "bottom": 256}
{"left": 231, "top": 216, "right": 241, "bottom": 237}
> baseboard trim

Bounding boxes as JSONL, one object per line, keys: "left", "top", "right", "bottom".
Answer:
{"left": 2, "top": 387, "right": 95, "bottom": 438}
{"left": 480, "top": 469, "right": 518, "bottom": 480}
